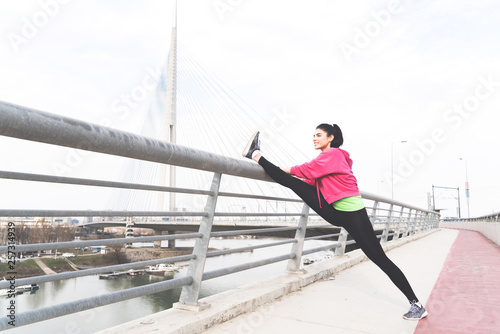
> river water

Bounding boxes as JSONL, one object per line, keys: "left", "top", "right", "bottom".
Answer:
{"left": 2, "top": 237, "right": 332, "bottom": 333}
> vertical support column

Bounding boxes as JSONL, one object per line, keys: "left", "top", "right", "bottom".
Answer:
{"left": 393, "top": 207, "right": 404, "bottom": 241}
{"left": 423, "top": 213, "right": 429, "bottom": 231}
{"left": 153, "top": 230, "right": 162, "bottom": 248}
{"left": 174, "top": 172, "right": 221, "bottom": 311}
{"left": 286, "top": 203, "right": 310, "bottom": 273}
{"left": 370, "top": 201, "right": 379, "bottom": 226}
{"left": 158, "top": 7, "right": 178, "bottom": 214}
{"left": 414, "top": 212, "right": 420, "bottom": 233}
{"left": 335, "top": 227, "right": 348, "bottom": 256}
{"left": 167, "top": 230, "right": 176, "bottom": 249}
{"left": 381, "top": 204, "right": 393, "bottom": 243}
{"left": 125, "top": 216, "right": 134, "bottom": 248}
{"left": 403, "top": 209, "right": 412, "bottom": 238}
{"left": 410, "top": 210, "right": 417, "bottom": 235}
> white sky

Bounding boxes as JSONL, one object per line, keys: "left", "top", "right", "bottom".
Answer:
{"left": 0, "top": 0, "right": 499, "bottom": 218}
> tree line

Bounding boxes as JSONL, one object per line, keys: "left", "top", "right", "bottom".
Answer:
{"left": 1, "top": 221, "right": 75, "bottom": 246}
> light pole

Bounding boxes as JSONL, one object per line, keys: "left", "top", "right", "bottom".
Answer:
{"left": 391, "top": 140, "right": 407, "bottom": 199}
{"left": 459, "top": 158, "right": 470, "bottom": 218}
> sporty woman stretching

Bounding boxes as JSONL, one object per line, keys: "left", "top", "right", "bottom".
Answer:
{"left": 242, "top": 123, "right": 427, "bottom": 320}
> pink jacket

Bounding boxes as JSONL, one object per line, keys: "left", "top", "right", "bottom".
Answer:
{"left": 290, "top": 148, "right": 360, "bottom": 206}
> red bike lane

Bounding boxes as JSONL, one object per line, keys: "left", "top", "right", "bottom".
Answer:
{"left": 415, "top": 230, "right": 500, "bottom": 334}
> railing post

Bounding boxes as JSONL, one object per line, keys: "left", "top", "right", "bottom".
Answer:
{"left": 125, "top": 216, "right": 134, "bottom": 248}
{"left": 403, "top": 209, "right": 412, "bottom": 238}
{"left": 286, "top": 203, "right": 310, "bottom": 273}
{"left": 381, "top": 204, "right": 393, "bottom": 243}
{"left": 369, "top": 201, "right": 379, "bottom": 226}
{"left": 335, "top": 227, "right": 349, "bottom": 256}
{"left": 410, "top": 210, "right": 417, "bottom": 235}
{"left": 174, "top": 172, "right": 221, "bottom": 311}
{"left": 393, "top": 207, "right": 404, "bottom": 241}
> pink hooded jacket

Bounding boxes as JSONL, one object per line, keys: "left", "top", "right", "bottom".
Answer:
{"left": 290, "top": 148, "right": 360, "bottom": 206}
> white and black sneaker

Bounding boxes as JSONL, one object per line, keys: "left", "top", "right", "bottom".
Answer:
{"left": 242, "top": 131, "right": 260, "bottom": 159}
{"left": 403, "top": 301, "right": 428, "bottom": 320}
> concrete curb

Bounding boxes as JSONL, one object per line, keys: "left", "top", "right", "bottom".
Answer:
{"left": 97, "top": 229, "right": 438, "bottom": 334}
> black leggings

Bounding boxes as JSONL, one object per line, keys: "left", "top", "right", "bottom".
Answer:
{"left": 259, "top": 157, "right": 418, "bottom": 303}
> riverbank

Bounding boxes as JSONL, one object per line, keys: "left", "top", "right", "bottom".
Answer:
{"left": 0, "top": 257, "right": 74, "bottom": 278}
{"left": 0, "top": 246, "right": 211, "bottom": 279}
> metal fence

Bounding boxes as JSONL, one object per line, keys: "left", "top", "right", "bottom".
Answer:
{"left": 441, "top": 212, "right": 500, "bottom": 223}
{"left": 0, "top": 100, "right": 440, "bottom": 330}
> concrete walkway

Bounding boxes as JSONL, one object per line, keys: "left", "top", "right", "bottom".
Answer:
{"left": 204, "top": 228, "right": 458, "bottom": 334}
{"left": 98, "top": 228, "right": 500, "bottom": 334}
{"left": 100, "top": 230, "right": 464, "bottom": 334}
{"left": 33, "top": 257, "right": 56, "bottom": 275}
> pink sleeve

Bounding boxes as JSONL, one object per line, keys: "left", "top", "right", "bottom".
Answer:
{"left": 290, "top": 150, "right": 341, "bottom": 180}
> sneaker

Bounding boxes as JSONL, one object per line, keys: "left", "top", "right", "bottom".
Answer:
{"left": 242, "top": 131, "right": 260, "bottom": 159}
{"left": 403, "top": 302, "right": 428, "bottom": 320}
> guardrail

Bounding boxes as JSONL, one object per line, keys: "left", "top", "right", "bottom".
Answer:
{"left": 441, "top": 211, "right": 500, "bottom": 223}
{"left": 439, "top": 212, "right": 500, "bottom": 246}
{"left": 0, "top": 100, "right": 440, "bottom": 330}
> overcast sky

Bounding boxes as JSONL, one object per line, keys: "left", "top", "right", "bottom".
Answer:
{"left": 0, "top": 0, "right": 499, "bottom": 218}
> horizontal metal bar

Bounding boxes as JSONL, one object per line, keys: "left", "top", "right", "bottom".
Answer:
{"left": 0, "top": 232, "right": 202, "bottom": 253}
{"left": 301, "top": 243, "right": 340, "bottom": 256}
{"left": 361, "top": 190, "right": 438, "bottom": 215}
{"left": 305, "top": 225, "right": 338, "bottom": 229}
{"left": 0, "top": 254, "right": 195, "bottom": 289}
{"left": 210, "top": 226, "right": 300, "bottom": 237}
{"left": 0, "top": 276, "right": 193, "bottom": 330}
{"left": 207, "top": 239, "right": 296, "bottom": 257}
{"left": 0, "top": 100, "right": 272, "bottom": 182}
{"left": 0, "top": 209, "right": 207, "bottom": 218}
{"left": 202, "top": 253, "right": 294, "bottom": 281}
{"left": 304, "top": 233, "right": 341, "bottom": 241}
{"left": 0, "top": 170, "right": 304, "bottom": 203}
{"left": 0, "top": 170, "right": 214, "bottom": 196}
{"left": 218, "top": 191, "right": 303, "bottom": 203}
{"left": 214, "top": 212, "right": 303, "bottom": 217}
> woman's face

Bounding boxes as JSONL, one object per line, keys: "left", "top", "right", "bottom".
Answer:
{"left": 313, "top": 128, "right": 334, "bottom": 151}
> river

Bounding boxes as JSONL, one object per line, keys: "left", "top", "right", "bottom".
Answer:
{"left": 2, "top": 237, "right": 332, "bottom": 333}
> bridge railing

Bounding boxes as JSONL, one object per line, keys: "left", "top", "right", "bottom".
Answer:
{"left": 0, "top": 100, "right": 439, "bottom": 330}
{"left": 440, "top": 211, "right": 500, "bottom": 223}
{"left": 439, "top": 212, "right": 500, "bottom": 246}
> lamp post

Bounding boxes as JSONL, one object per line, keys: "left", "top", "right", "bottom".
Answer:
{"left": 459, "top": 158, "right": 470, "bottom": 218}
{"left": 391, "top": 140, "right": 407, "bottom": 199}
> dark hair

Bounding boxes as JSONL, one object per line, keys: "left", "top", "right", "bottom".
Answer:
{"left": 316, "top": 123, "right": 344, "bottom": 148}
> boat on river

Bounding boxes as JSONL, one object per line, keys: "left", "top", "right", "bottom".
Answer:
{"left": 16, "top": 283, "right": 40, "bottom": 292}
{"left": 145, "top": 264, "right": 179, "bottom": 275}
{"left": 0, "top": 283, "right": 40, "bottom": 297}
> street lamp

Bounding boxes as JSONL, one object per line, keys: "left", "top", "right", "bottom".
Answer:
{"left": 459, "top": 158, "right": 470, "bottom": 218}
{"left": 391, "top": 140, "right": 407, "bottom": 199}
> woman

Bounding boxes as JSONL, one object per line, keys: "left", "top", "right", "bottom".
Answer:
{"left": 242, "top": 123, "right": 428, "bottom": 320}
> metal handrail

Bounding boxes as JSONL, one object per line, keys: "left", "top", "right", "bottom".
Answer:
{"left": 0, "top": 170, "right": 303, "bottom": 203}
{"left": 0, "top": 100, "right": 270, "bottom": 181}
{"left": 442, "top": 211, "right": 500, "bottom": 222}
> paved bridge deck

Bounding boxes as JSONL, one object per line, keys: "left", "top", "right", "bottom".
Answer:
{"left": 98, "top": 228, "right": 500, "bottom": 334}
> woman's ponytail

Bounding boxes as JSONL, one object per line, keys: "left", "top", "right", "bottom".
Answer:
{"left": 331, "top": 124, "right": 343, "bottom": 148}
